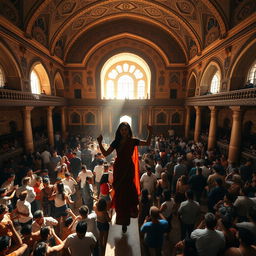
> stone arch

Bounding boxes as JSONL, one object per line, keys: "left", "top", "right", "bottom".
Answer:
{"left": 85, "top": 112, "right": 95, "bottom": 124}
{"left": 229, "top": 37, "right": 256, "bottom": 91}
{"left": 172, "top": 112, "right": 180, "bottom": 124}
{"left": 29, "top": 61, "right": 51, "bottom": 95}
{"left": 0, "top": 41, "right": 22, "bottom": 90}
{"left": 200, "top": 59, "right": 222, "bottom": 95}
{"left": 187, "top": 72, "right": 197, "bottom": 97}
{"left": 54, "top": 71, "right": 64, "bottom": 97}
{"left": 70, "top": 112, "right": 81, "bottom": 124}
{"left": 156, "top": 112, "right": 167, "bottom": 124}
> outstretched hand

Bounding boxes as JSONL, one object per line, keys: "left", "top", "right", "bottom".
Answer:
{"left": 147, "top": 124, "right": 153, "bottom": 133}
{"left": 97, "top": 135, "right": 103, "bottom": 144}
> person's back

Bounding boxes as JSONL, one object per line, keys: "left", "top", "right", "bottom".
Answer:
{"left": 191, "top": 212, "right": 225, "bottom": 256}
{"left": 65, "top": 220, "right": 96, "bottom": 256}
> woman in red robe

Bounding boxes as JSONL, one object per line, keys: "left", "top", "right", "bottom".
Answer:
{"left": 97, "top": 122, "right": 152, "bottom": 232}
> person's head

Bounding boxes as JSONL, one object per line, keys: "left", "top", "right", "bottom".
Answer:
{"left": 149, "top": 206, "right": 160, "bottom": 220}
{"left": 22, "top": 177, "right": 31, "bottom": 186}
{"left": 163, "top": 189, "right": 171, "bottom": 201}
{"left": 35, "top": 176, "right": 42, "bottom": 185}
{"left": 103, "top": 163, "right": 109, "bottom": 172}
{"left": 180, "top": 175, "right": 188, "bottom": 185}
{"left": 115, "top": 122, "right": 132, "bottom": 141}
{"left": 33, "top": 210, "right": 44, "bottom": 225}
{"left": 237, "top": 227, "right": 255, "bottom": 246}
{"left": 185, "top": 190, "right": 194, "bottom": 200}
{"left": 42, "top": 178, "right": 50, "bottom": 187}
{"left": 20, "top": 224, "right": 32, "bottom": 236}
{"left": 177, "top": 157, "right": 183, "bottom": 164}
{"left": 81, "top": 165, "right": 87, "bottom": 172}
{"left": 98, "top": 159, "right": 104, "bottom": 166}
{"left": 19, "top": 191, "right": 28, "bottom": 201}
{"left": 7, "top": 173, "right": 15, "bottom": 182}
{"left": 57, "top": 183, "right": 64, "bottom": 194}
{"left": 161, "top": 172, "right": 168, "bottom": 181}
{"left": 241, "top": 186, "right": 250, "bottom": 197}
{"left": 224, "top": 192, "right": 235, "bottom": 204}
{"left": 146, "top": 166, "right": 152, "bottom": 176}
{"left": 65, "top": 172, "right": 71, "bottom": 179}
{"left": 197, "top": 167, "right": 203, "bottom": 175}
{"left": 204, "top": 212, "right": 217, "bottom": 230}
{"left": 0, "top": 236, "right": 11, "bottom": 253}
{"left": 26, "top": 169, "right": 33, "bottom": 177}
{"left": 100, "top": 173, "right": 109, "bottom": 185}
{"left": 40, "top": 226, "right": 50, "bottom": 241}
{"left": 97, "top": 198, "right": 107, "bottom": 212}
{"left": 52, "top": 151, "right": 57, "bottom": 157}
{"left": 79, "top": 205, "right": 89, "bottom": 218}
{"left": 215, "top": 177, "right": 223, "bottom": 187}
{"left": 76, "top": 221, "right": 87, "bottom": 239}
{"left": 221, "top": 215, "right": 232, "bottom": 229}
{"left": 33, "top": 242, "right": 47, "bottom": 256}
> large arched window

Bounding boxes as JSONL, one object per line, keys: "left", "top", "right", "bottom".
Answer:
{"left": 101, "top": 53, "right": 151, "bottom": 99}
{"left": 30, "top": 63, "right": 51, "bottom": 95}
{"left": 210, "top": 71, "right": 220, "bottom": 94}
{"left": 0, "top": 65, "right": 5, "bottom": 88}
{"left": 30, "top": 70, "right": 41, "bottom": 94}
{"left": 247, "top": 61, "right": 256, "bottom": 85}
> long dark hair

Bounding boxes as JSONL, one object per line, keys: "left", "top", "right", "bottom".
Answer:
{"left": 57, "top": 183, "right": 65, "bottom": 201}
{"left": 115, "top": 122, "right": 133, "bottom": 142}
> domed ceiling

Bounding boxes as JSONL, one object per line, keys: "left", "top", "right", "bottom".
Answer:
{"left": 0, "top": 0, "right": 255, "bottom": 63}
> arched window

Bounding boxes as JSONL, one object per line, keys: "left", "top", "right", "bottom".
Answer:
{"left": 210, "top": 71, "right": 220, "bottom": 94}
{"left": 0, "top": 65, "right": 5, "bottom": 88}
{"left": 101, "top": 53, "right": 151, "bottom": 99}
{"left": 30, "top": 63, "right": 51, "bottom": 95}
{"left": 71, "top": 112, "right": 81, "bottom": 124}
{"left": 172, "top": 112, "right": 180, "bottom": 123}
{"left": 30, "top": 70, "right": 41, "bottom": 94}
{"left": 156, "top": 112, "right": 167, "bottom": 124}
{"left": 247, "top": 61, "right": 256, "bottom": 85}
{"left": 85, "top": 112, "right": 95, "bottom": 124}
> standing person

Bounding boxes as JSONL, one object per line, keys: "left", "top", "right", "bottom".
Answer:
{"left": 70, "top": 152, "right": 82, "bottom": 178}
{"left": 140, "top": 206, "right": 169, "bottom": 256}
{"left": 93, "top": 159, "right": 104, "bottom": 198}
{"left": 97, "top": 122, "right": 152, "bottom": 232}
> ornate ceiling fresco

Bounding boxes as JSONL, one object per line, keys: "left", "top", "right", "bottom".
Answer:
{"left": 0, "top": 0, "right": 255, "bottom": 63}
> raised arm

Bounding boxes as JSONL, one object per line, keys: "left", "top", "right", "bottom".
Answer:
{"left": 139, "top": 125, "right": 153, "bottom": 146}
{"left": 97, "top": 135, "right": 114, "bottom": 157}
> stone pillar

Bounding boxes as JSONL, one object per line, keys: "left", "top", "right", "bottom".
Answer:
{"left": 228, "top": 106, "right": 243, "bottom": 163}
{"left": 208, "top": 106, "right": 218, "bottom": 150}
{"left": 100, "top": 107, "right": 103, "bottom": 133}
{"left": 184, "top": 106, "right": 191, "bottom": 139}
{"left": 46, "top": 106, "right": 54, "bottom": 147}
{"left": 194, "top": 106, "right": 202, "bottom": 142}
{"left": 139, "top": 107, "right": 143, "bottom": 136}
{"left": 61, "top": 107, "right": 67, "bottom": 140}
{"left": 109, "top": 109, "right": 112, "bottom": 134}
{"left": 22, "top": 107, "right": 34, "bottom": 153}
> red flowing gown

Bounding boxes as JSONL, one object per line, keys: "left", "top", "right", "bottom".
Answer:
{"left": 111, "top": 138, "right": 141, "bottom": 225}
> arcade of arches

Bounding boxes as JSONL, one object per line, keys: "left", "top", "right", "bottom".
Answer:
{"left": 0, "top": 0, "right": 255, "bottom": 166}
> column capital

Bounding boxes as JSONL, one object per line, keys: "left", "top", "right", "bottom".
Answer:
{"left": 185, "top": 106, "right": 191, "bottom": 110}
{"left": 194, "top": 106, "right": 203, "bottom": 111}
{"left": 46, "top": 106, "right": 55, "bottom": 112}
{"left": 22, "top": 106, "right": 34, "bottom": 113}
{"left": 229, "top": 106, "right": 244, "bottom": 112}
{"left": 208, "top": 106, "right": 218, "bottom": 111}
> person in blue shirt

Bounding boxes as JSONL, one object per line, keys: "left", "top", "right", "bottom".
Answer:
{"left": 141, "top": 206, "right": 168, "bottom": 256}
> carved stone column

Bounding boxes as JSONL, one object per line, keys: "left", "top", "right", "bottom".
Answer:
{"left": 184, "top": 106, "right": 191, "bottom": 139}
{"left": 99, "top": 107, "right": 103, "bottom": 133}
{"left": 228, "top": 106, "right": 243, "bottom": 163}
{"left": 61, "top": 107, "right": 67, "bottom": 140}
{"left": 139, "top": 107, "right": 143, "bottom": 136}
{"left": 194, "top": 106, "right": 202, "bottom": 142}
{"left": 22, "top": 106, "right": 34, "bottom": 153}
{"left": 208, "top": 106, "right": 218, "bottom": 150}
{"left": 46, "top": 106, "right": 54, "bottom": 147}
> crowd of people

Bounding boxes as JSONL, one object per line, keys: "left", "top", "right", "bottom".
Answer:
{"left": 0, "top": 130, "right": 256, "bottom": 256}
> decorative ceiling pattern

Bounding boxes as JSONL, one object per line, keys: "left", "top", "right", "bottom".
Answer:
{"left": 0, "top": 0, "right": 255, "bottom": 62}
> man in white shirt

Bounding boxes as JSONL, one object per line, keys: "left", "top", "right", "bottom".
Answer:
{"left": 64, "top": 220, "right": 96, "bottom": 256}
{"left": 62, "top": 172, "right": 77, "bottom": 201}
{"left": 16, "top": 177, "right": 36, "bottom": 212}
{"left": 32, "top": 210, "right": 58, "bottom": 232}
{"left": 77, "top": 165, "right": 94, "bottom": 189}
{"left": 191, "top": 212, "right": 225, "bottom": 256}
{"left": 16, "top": 191, "right": 33, "bottom": 226}
{"left": 140, "top": 166, "right": 157, "bottom": 197}
{"left": 41, "top": 148, "right": 51, "bottom": 168}
{"left": 155, "top": 160, "right": 163, "bottom": 179}
{"left": 93, "top": 159, "right": 104, "bottom": 197}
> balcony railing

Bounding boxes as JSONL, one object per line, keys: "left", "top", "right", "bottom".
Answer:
{"left": 0, "top": 89, "right": 66, "bottom": 106}
{"left": 185, "top": 88, "right": 256, "bottom": 106}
